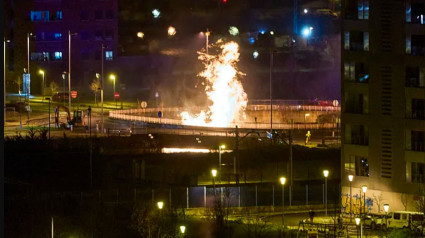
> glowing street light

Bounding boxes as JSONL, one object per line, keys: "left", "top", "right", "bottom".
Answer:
{"left": 252, "top": 51, "right": 259, "bottom": 59}
{"left": 152, "top": 9, "right": 161, "bottom": 18}
{"left": 384, "top": 204, "right": 389, "bottom": 235}
{"left": 180, "top": 225, "right": 186, "bottom": 234}
{"left": 302, "top": 26, "right": 313, "bottom": 38}
{"left": 304, "top": 8, "right": 308, "bottom": 14}
{"left": 211, "top": 169, "right": 217, "bottom": 178}
{"left": 348, "top": 174, "right": 354, "bottom": 222}
{"left": 355, "top": 217, "right": 362, "bottom": 238}
{"left": 323, "top": 170, "right": 329, "bottom": 216}
{"left": 168, "top": 26, "right": 176, "bottom": 37}
{"left": 38, "top": 69, "right": 45, "bottom": 97}
{"left": 109, "top": 74, "right": 116, "bottom": 102}
{"left": 280, "top": 177, "right": 286, "bottom": 225}
{"left": 157, "top": 201, "right": 164, "bottom": 210}
{"left": 270, "top": 31, "right": 274, "bottom": 35}
{"left": 362, "top": 185, "right": 368, "bottom": 215}
{"left": 228, "top": 26, "right": 239, "bottom": 36}
{"left": 137, "top": 32, "right": 144, "bottom": 39}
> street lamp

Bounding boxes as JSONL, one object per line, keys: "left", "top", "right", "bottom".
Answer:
{"left": 45, "top": 97, "right": 51, "bottom": 139}
{"left": 304, "top": 113, "right": 310, "bottom": 129}
{"left": 68, "top": 31, "right": 78, "bottom": 113}
{"left": 39, "top": 70, "right": 45, "bottom": 98}
{"left": 180, "top": 225, "right": 186, "bottom": 235}
{"left": 205, "top": 29, "right": 210, "bottom": 54}
{"left": 109, "top": 74, "right": 116, "bottom": 101}
{"left": 323, "top": 170, "right": 329, "bottom": 216}
{"left": 384, "top": 204, "right": 389, "bottom": 236}
{"left": 280, "top": 176, "right": 286, "bottom": 225}
{"left": 348, "top": 175, "right": 354, "bottom": 222}
{"left": 218, "top": 144, "right": 225, "bottom": 184}
{"left": 212, "top": 169, "right": 217, "bottom": 195}
{"left": 137, "top": 32, "right": 145, "bottom": 39}
{"left": 4, "top": 38, "right": 10, "bottom": 123}
{"left": 168, "top": 26, "right": 176, "bottom": 37}
{"left": 355, "top": 217, "right": 362, "bottom": 238}
{"left": 362, "top": 185, "right": 367, "bottom": 215}
{"left": 157, "top": 201, "right": 164, "bottom": 210}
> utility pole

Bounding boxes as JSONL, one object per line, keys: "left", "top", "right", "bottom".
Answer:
{"left": 68, "top": 30, "right": 71, "bottom": 112}
{"left": 101, "top": 43, "right": 105, "bottom": 134}
{"left": 269, "top": 48, "right": 273, "bottom": 142}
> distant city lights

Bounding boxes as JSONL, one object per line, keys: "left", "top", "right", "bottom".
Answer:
{"left": 304, "top": 9, "right": 308, "bottom": 14}
{"left": 152, "top": 9, "right": 161, "bottom": 18}
{"left": 228, "top": 26, "right": 239, "bottom": 36}
{"left": 168, "top": 26, "right": 176, "bottom": 36}
{"left": 270, "top": 31, "right": 274, "bottom": 35}
{"left": 260, "top": 30, "right": 266, "bottom": 35}
{"left": 249, "top": 37, "right": 255, "bottom": 44}
{"left": 252, "top": 50, "right": 259, "bottom": 59}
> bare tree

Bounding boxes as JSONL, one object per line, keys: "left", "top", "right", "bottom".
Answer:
{"left": 89, "top": 78, "right": 101, "bottom": 105}
{"left": 401, "top": 194, "right": 408, "bottom": 211}
{"left": 373, "top": 193, "right": 384, "bottom": 213}
{"left": 414, "top": 183, "right": 425, "bottom": 213}
{"left": 49, "top": 81, "right": 58, "bottom": 95}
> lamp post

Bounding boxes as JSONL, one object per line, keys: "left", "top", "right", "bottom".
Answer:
{"left": 355, "top": 217, "right": 362, "bottom": 238}
{"left": 280, "top": 177, "right": 286, "bottom": 225}
{"left": 39, "top": 70, "right": 45, "bottom": 98}
{"left": 26, "top": 33, "right": 32, "bottom": 119}
{"left": 205, "top": 29, "right": 210, "bottom": 54}
{"left": 304, "top": 113, "right": 310, "bottom": 129}
{"left": 180, "top": 225, "right": 186, "bottom": 237}
{"left": 323, "top": 170, "right": 329, "bottom": 216}
{"left": 4, "top": 38, "right": 9, "bottom": 123}
{"left": 101, "top": 43, "right": 105, "bottom": 134}
{"left": 157, "top": 201, "right": 164, "bottom": 210}
{"left": 218, "top": 144, "right": 225, "bottom": 184}
{"left": 109, "top": 74, "right": 116, "bottom": 105}
{"left": 348, "top": 175, "right": 354, "bottom": 222}
{"left": 46, "top": 97, "right": 51, "bottom": 139}
{"left": 361, "top": 185, "right": 367, "bottom": 216}
{"left": 62, "top": 72, "right": 66, "bottom": 105}
{"left": 384, "top": 203, "right": 389, "bottom": 237}
{"left": 212, "top": 169, "right": 217, "bottom": 196}
{"left": 270, "top": 48, "right": 273, "bottom": 140}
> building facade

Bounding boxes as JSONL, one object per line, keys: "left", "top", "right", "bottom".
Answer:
{"left": 341, "top": 0, "right": 425, "bottom": 214}
{"left": 5, "top": 0, "right": 118, "bottom": 96}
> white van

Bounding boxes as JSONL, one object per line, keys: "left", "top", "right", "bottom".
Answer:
{"left": 385, "top": 211, "right": 424, "bottom": 229}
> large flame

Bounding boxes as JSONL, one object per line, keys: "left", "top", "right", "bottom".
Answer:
{"left": 181, "top": 41, "right": 247, "bottom": 127}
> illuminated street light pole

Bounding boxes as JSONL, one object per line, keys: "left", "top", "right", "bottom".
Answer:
{"left": 323, "top": 170, "right": 329, "bottom": 216}
{"left": 101, "top": 43, "right": 105, "bottom": 134}
{"left": 212, "top": 169, "right": 217, "bottom": 196}
{"left": 68, "top": 31, "right": 77, "bottom": 112}
{"left": 383, "top": 204, "right": 389, "bottom": 237}
{"left": 205, "top": 29, "right": 210, "bottom": 54}
{"left": 355, "top": 217, "right": 362, "bottom": 238}
{"left": 4, "top": 38, "right": 9, "bottom": 123}
{"left": 26, "top": 33, "right": 32, "bottom": 120}
{"left": 109, "top": 74, "right": 116, "bottom": 103}
{"left": 280, "top": 177, "right": 286, "bottom": 225}
{"left": 348, "top": 174, "right": 354, "bottom": 222}
{"left": 218, "top": 144, "right": 225, "bottom": 184}
{"left": 39, "top": 70, "right": 45, "bottom": 98}
{"left": 362, "top": 185, "right": 368, "bottom": 216}
{"left": 270, "top": 48, "right": 273, "bottom": 139}
{"left": 180, "top": 225, "right": 186, "bottom": 237}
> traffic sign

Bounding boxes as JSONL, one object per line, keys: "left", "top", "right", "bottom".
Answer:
{"left": 114, "top": 92, "right": 120, "bottom": 99}
{"left": 71, "top": 90, "right": 77, "bottom": 99}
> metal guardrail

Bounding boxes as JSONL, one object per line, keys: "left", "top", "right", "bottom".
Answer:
{"left": 109, "top": 107, "right": 340, "bottom": 130}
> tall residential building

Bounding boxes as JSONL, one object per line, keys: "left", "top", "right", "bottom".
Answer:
{"left": 5, "top": 0, "right": 118, "bottom": 95}
{"left": 341, "top": 0, "right": 425, "bottom": 214}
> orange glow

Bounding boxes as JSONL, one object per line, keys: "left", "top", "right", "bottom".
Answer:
{"left": 181, "top": 41, "right": 247, "bottom": 127}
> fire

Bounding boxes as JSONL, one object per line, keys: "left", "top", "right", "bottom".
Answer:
{"left": 181, "top": 40, "right": 247, "bottom": 127}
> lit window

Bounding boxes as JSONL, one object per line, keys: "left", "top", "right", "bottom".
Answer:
{"left": 344, "top": 32, "right": 350, "bottom": 50}
{"left": 54, "top": 51, "right": 62, "bottom": 60}
{"left": 56, "top": 11, "right": 63, "bottom": 20}
{"left": 54, "top": 33, "right": 62, "bottom": 40}
{"left": 355, "top": 156, "right": 369, "bottom": 177}
{"left": 358, "top": 0, "right": 369, "bottom": 20}
{"left": 406, "top": 2, "right": 412, "bottom": 22}
{"left": 105, "top": 51, "right": 113, "bottom": 60}
{"left": 406, "top": 34, "right": 412, "bottom": 54}
{"left": 363, "top": 32, "right": 369, "bottom": 51}
{"left": 31, "top": 11, "right": 50, "bottom": 22}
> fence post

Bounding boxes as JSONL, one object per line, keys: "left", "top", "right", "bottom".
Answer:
{"left": 186, "top": 187, "right": 189, "bottom": 209}
{"left": 204, "top": 186, "right": 206, "bottom": 208}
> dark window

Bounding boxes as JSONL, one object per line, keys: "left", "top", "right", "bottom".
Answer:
{"left": 81, "top": 10, "right": 88, "bottom": 20}
{"left": 405, "top": 67, "right": 424, "bottom": 87}
{"left": 355, "top": 156, "right": 369, "bottom": 177}
{"left": 394, "top": 213, "right": 401, "bottom": 220}
{"left": 105, "top": 30, "right": 113, "bottom": 39}
{"left": 411, "top": 99, "right": 425, "bottom": 120}
{"left": 412, "top": 162, "right": 425, "bottom": 183}
{"left": 95, "top": 10, "right": 103, "bottom": 20}
{"left": 412, "top": 130, "right": 425, "bottom": 152}
{"left": 95, "top": 31, "right": 102, "bottom": 40}
{"left": 351, "top": 125, "right": 369, "bottom": 145}
{"left": 412, "top": 35, "right": 425, "bottom": 56}
{"left": 411, "top": 3, "right": 425, "bottom": 24}
{"left": 95, "top": 50, "right": 101, "bottom": 60}
{"left": 345, "top": 93, "right": 368, "bottom": 114}
{"left": 81, "top": 31, "right": 90, "bottom": 40}
{"left": 106, "top": 10, "right": 114, "bottom": 19}
{"left": 345, "top": 31, "right": 369, "bottom": 51}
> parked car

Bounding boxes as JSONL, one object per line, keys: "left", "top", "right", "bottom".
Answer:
{"left": 52, "top": 92, "right": 69, "bottom": 102}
